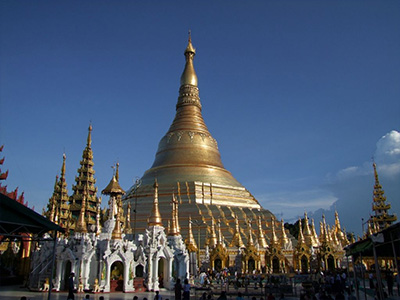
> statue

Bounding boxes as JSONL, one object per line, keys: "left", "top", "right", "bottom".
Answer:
{"left": 111, "top": 265, "right": 120, "bottom": 280}
{"left": 42, "top": 278, "right": 49, "bottom": 291}
{"left": 93, "top": 278, "right": 100, "bottom": 293}
{"left": 77, "top": 277, "right": 84, "bottom": 293}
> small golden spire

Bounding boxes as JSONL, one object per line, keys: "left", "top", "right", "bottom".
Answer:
{"left": 87, "top": 124, "right": 92, "bottom": 147}
{"left": 148, "top": 178, "right": 163, "bottom": 226}
{"left": 297, "top": 218, "right": 305, "bottom": 245}
{"left": 229, "top": 215, "right": 244, "bottom": 248}
{"left": 112, "top": 198, "right": 122, "bottom": 240}
{"left": 115, "top": 162, "right": 120, "bottom": 182}
{"left": 61, "top": 153, "right": 66, "bottom": 178}
{"left": 280, "top": 219, "right": 289, "bottom": 247}
{"left": 76, "top": 187, "right": 88, "bottom": 233}
{"left": 180, "top": 32, "right": 198, "bottom": 87}
{"left": 185, "top": 216, "right": 198, "bottom": 252}
{"left": 303, "top": 212, "right": 313, "bottom": 247}
{"left": 168, "top": 194, "right": 180, "bottom": 236}
{"left": 257, "top": 216, "right": 268, "bottom": 248}
{"left": 124, "top": 203, "right": 132, "bottom": 234}
{"left": 247, "top": 219, "right": 254, "bottom": 246}
{"left": 271, "top": 217, "right": 278, "bottom": 245}
{"left": 310, "top": 218, "right": 319, "bottom": 247}
{"left": 96, "top": 204, "right": 101, "bottom": 236}
{"left": 217, "top": 220, "right": 224, "bottom": 247}
{"left": 209, "top": 218, "right": 218, "bottom": 248}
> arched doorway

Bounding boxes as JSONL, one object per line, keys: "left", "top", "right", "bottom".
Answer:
{"left": 327, "top": 255, "right": 335, "bottom": 271}
{"left": 110, "top": 261, "right": 124, "bottom": 292}
{"left": 272, "top": 257, "right": 280, "bottom": 273}
{"left": 301, "top": 256, "right": 309, "bottom": 273}
{"left": 158, "top": 258, "right": 166, "bottom": 288}
{"left": 248, "top": 258, "right": 255, "bottom": 274}
{"left": 63, "top": 261, "right": 72, "bottom": 291}
{"left": 214, "top": 258, "right": 222, "bottom": 272}
{"left": 134, "top": 264, "right": 145, "bottom": 292}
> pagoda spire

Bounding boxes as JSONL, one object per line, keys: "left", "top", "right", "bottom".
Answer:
{"left": 370, "top": 162, "right": 397, "bottom": 230}
{"left": 185, "top": 216, "right": 198, "bottom": 252}
{"left": 148, "top": 178, "right": 163, "bottom": 226}
{"left": 271, "top": 217, "right": 279, "bottom": 245}
{"left": 280, "top": 219, "right": 289, "bottom": 247}
{"left": 70, "top": 125, "right": 101, "bottom": 232}
{"left": 257, "top": 216, "right": 268, "bottom": 248}
{"left": 124, "top": 203, "right": 132, "bottom": 234}
{"left": 217, "top": 220, "right": 224, "bottom": 247}
{"left": 75, "top": 186, "right": 88, "bottom": 233}
{"left": 297, "top": 218, "right": 305, "bottom": 245}
{"left": 229, "top": 215, "right": 244, "bottom": 248}
{"left": 303, "top": 212, "right": 313, "bottom": 247}
{"left": 209, "top": 218, "right": 218, "bottom": 248}
{"left": 180, "top": 30, "right": 198, "bottom": 87}
{"left": 310, "top": 218, "right": 319, "bottom": 247}
{"left": 247, "top": 219, "right": 254, "bottom": 246}
{"left": 168, "top": 193, "right": 180, "bottom": 236}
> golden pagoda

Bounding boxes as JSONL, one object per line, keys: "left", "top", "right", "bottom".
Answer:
{"left": 69, "top": 125, "right": 102, "bottom": 232}
{"left": 370, "top": 162, "right": 397, "bottom": 230}
{"left": 123, "top": 35, "right": 275, "bottom": 251}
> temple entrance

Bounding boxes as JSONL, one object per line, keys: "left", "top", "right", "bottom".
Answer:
{"left": 272, "top": 257, "right": 280, "bottom": 273}
{"left": 158, "top": 258, "right": 166, "bottom": 288}
{"left": 301, "top": 256, "right": 308, "bottom": 273}
{"left": 214, "top": 258, "right": 222, "bottom": 272}
{"left": 248, "top": 258, "right": 255, "bottom": 273}
{"left": 110, "top": 261, "right": 123, "bottom": 292}
{"left": 327, "top": 255, "right": 335, "bottom": 271}
{"left": 134, "top": 265, "right": 145, "bottom": 291}
{"left": 63, "top": 261, "right": 72, "bottom": 291}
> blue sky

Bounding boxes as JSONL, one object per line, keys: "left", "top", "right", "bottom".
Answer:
{"left": 1, "top": 1, "right": 399, "bottom": 236}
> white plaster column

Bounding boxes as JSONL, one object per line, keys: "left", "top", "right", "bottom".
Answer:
{"left": 152, "top": 256, "right": 159, "bottom": 291}
{"left": 103, "top": 262, "right": 111, "bottom": 293}
{"left": 123, "top": 260, "right": 135, "bottom": 292}
{"left": 54, "top": 259, "right": 63, "bottom": 291}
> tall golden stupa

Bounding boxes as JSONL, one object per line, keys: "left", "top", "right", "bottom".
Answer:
{"left": 123, "top": 35, "right": 276, "bottom": 248}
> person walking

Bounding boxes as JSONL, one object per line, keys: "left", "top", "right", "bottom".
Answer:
{"left": 67, "top": 272, "right": 75, "bottom": 300}
{"left": 154, "top": 291, "right": 163, "bottom": 300}
{"left": 183, "top": 278, "right": 191, "bottom": 300}
{"left": 175, "top": 278, "right": 183, "bottom": 300}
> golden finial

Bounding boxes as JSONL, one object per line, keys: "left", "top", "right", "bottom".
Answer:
{"left": 217, "top": 220, "right": 224, "bottom": 247}
{"left": 87, "top": 123, "right": 92, "bottom": 147}
{"left": 125, "top": 203, "right": 132, "bottom": 234}
{"left": 112, "top": 198, "right": 122, "bottom": 240}
{"left": 310, "top": 218, "right": 319, "bottom": 247}
{"left": 115, "top": 162, "right": 120, "bottom": 182}
{"left": 180, "top": 31, "right": 198, "bottom": 86}
{"left": 61, "top": 153, "right": 66, "bottom": 177}
{"left": 148, "top": 177, "right": 163, "bottom": 226}
{"left": 271, "top": 217, "right": 278, "bottom": 245}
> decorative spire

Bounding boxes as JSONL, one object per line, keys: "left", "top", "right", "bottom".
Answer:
{"left": 271, "top": 217, "right": 279, "bottom": 245}
{"left": 370, "top": 162, "right": 397, "bottom": 230}
{"left": 257, "top": 216, "right": 268, "bottom": 248}
{"left": 168, "top": 194, "right": 180, "bottom": 236}
{"left": 112, "top": 197, "right": 122, "bottom": 240}
{"left": 217, "top": 220, "right": 224, "bottom": 247}
{"left": 229, "top": 215, "right": 244, "bottom": 248}
{"left": 148, "top": 178, "right": 163, "bottom": 226}
{"left": 209, "top": 218, "right": 218, "bottom": 248}
{"left": 303, "top": 212, "right": 313, "bottom": 247}
{"left": 124, "top": 203, "right": 132, "bottom": 234}
{"left": 310, "top": 218, "right": 319, "bottom": 247}
{"left": 180, "top": 30, "right": 198, "bottom": 87}
{"left": 280, "top": 219, "right": 289, "bottom": 248}
{"left": 70, "top": 125, "right": 101, "bottom": 232}
{"left": 247, "top": 219, "right": 254, "bottom": 246}
{"left": 185, "top": 216, "right": 198, "bottom": 252}
{"left": 297, "top": 218, "right": 305, "bottom": 245}
{"left": 75, "top": 186, "right": 88, "bottom": 233}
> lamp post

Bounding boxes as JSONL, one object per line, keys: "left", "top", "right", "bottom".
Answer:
{"left": 190, "top": 219, "right": 205, "bottom": 274}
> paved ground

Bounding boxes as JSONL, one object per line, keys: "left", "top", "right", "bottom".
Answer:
{"left": 1, "top": 285, "right": 399, "bottom": 300}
